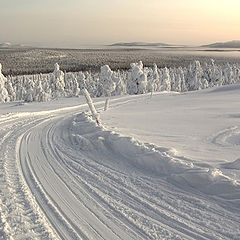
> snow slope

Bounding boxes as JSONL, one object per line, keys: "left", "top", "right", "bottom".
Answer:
{"left": 0, "top": 85, "right": 239, "bottom": 239}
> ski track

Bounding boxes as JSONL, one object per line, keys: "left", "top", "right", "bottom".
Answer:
{"left": 0, "top": 97, "right": 240, "bottom": 239}
{"left": 212, "top": 126, "right": 240, "bottom": 147}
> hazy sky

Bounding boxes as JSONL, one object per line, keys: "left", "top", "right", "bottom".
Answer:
{"left": 0, "top": 0, "right": 239, "bottom": 48}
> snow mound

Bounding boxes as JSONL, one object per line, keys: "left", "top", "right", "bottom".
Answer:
{"left": 208, "top": 84, "right": 240, "bottom": 93}
{"left": 70, "top": 133, "right": 93, "bottom": 151}
{"left": 70, "top": 113, "right": 240, "bottom": 203}
{"left": 71, "top": 112, "right": 193, "bottom": 176}
{"left": 227, "top": 113, "right": 240, "bottom": 119}
{"left": 221, "top": 158, "right": 240, "bottom": 170}
{"left": 212, "top": 126, "right": 240, "bottom": 146}
{"left": 171, "top": 168, "right": 240, "bottom": 199}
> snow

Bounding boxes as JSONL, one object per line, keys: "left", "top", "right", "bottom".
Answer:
{"left": 0, "top": 83, "right": 239, "bottom": 239}
{"left": 102, "top": 86, "right": 240, "bottom": 166}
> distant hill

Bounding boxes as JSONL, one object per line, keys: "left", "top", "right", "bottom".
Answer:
{"left": 110, "top": 42, "right": 171, "bottom": 47}
{"left": 0, "top": 42, "right": 29, "bottom": 49}
{"left": 202, "top": 40, "right": 240, "bottom": 48}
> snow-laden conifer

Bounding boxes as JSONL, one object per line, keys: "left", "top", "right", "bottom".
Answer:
{"left": 128, "top": 61, "right": 148, "bottom": 94}
{"left": 161, "top": 67, "right": 171, "bottom": 91}
{"left": 99, "top": 65, "right": 116, "bottom": 97}
{"left": 0, "top": 63, "right": 10, "bottom": 102}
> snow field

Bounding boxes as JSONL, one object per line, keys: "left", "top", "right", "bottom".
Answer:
{"left": 0, "top": 84, "right": 239, "bottom": 239}
{"left": 77, "top": 112, "right": 240, "bottom": 204}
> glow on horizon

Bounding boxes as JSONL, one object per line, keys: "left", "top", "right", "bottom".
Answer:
{"left": 0, "top": 0, "right": 239, "bottom": 48}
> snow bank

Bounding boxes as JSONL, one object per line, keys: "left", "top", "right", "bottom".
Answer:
{"left": 171, "top": 168, "right": 240, "bottom": 199}
{"left": 221, "top": 158, "right": 240, "bottom": 170}
{"left": 70, "top": 112, "right": 240, "bottom": 204}
{"left": 0, "top": 59, "right": 239, "bottom": 103}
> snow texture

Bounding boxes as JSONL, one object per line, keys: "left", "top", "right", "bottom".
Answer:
{"left": 0, "top": 86, "right": 239, "bottom": 239}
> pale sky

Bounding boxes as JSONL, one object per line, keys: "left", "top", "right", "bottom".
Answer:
{"left": 0, "top": 0, "right": 239, "bottom": 48}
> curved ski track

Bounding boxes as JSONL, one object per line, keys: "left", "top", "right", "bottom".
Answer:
{"left": 0, "top": 99, "right": 239, "bottom": 240}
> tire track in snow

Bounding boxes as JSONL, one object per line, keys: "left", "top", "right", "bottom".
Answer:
{"left": 0, "top": 94, "right": 155, "bottom": 240}
{"left": 25, "top": 118, "right": 132, "bottom": 240}
{"left": 19, "top": 118, "right": 90, "bottom": 240}
{"left": 1, "top": 95, "right": 240, "bottom": 239}
{"left": 24, "top": 111, "right": 239, "bottom": 240}
{"left": 0, "top": 115, "right": 57, "bottom": 240}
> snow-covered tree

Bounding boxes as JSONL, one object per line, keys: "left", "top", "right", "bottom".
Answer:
{"left": 147, "top": 63, "right": 159, "bottom": 92}
{"left": 98, "top": 65, "right": 116, "bottom": 97}
{"left": 0, "top": 63, "right": 10, "bottom": 102}
{"left": 161, "top": 67, "right": 171, "bottom": 91}
{"left": 51, "top": 63, "right": 65, "bottom": 98}
{"left": 128, "top": 61, "right": 148, "bottom": 94}
{"left": 188, "top": 61, "right": 203, "bottom": 90}
{"left": 5, "top": 78, "right": 16, "bottom": 101}
{"left": 203, "top": 60, "right": 223, "bottom": 87}
{"left": 174, "top": 70, "right": 182, "bottom": 92}
{"left": 1, "top": 59, "right": 240, "bottom": 103}
{"left": 223, "top": 63, "right": 235, "bottom": 85}
{"left": 24, "top": 77, "right": 35, "bottom": 102}
{"left": 114, "top": 75, "right": 126, "bottom": 95}
{"left": 77, "top": 72, "right": 87, "bottom": 90}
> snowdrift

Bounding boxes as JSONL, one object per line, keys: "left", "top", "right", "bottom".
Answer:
{"left": 70, "top": 113, "right": 240, "bottom": 205}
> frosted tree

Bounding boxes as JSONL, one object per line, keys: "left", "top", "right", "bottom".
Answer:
{"left": 138, "top": 72, "right": 148, "bottom": 94}
{"left": 128, "top": 61, "right": 148, "bottom": 94}
{"left": 14, "top": 76, "right": 26, "bottom": 100}
{"left": 98, "top": 65, "right": 116, "bottom": 97}
{"left": 84, "top": 71, "right": 97, "bottom": 96}
{"left": 0, "top": 63, "right": 10, "bottom": 102}
{"left": 200, "top": 78, "right": 209, "bottom": 89}
{"left": 5, "top": 78, "right": 16, "bottom": 101}
{"left": 232, "top": 65, "right": 240, "bottom": 83}
{"left": 1, "top": 59, "right": 240, "bottom": 102}
{"left": 114, "top": 75, "right": 127, "bottom": 96}
{"left": 128, "top": 61, "right": 142, "bottom": 94}
{"left": 155, "top": 68, "right": 163, "bottom": 91}
{"left": 41, "top": 74, "right": 51, "bottom": 94}
{"left": 32, "top": 80, "right": 50, "bottom": 102}
{"left": 51, "top": 63, "right": 65, "bottom": 98}
{"left": 64, "top": 73, "right": 80, "bottom": 97}
{"left": 161, "top": 67, "right": 171, "bottom": 91}
{"left": 24, "top": 77, "right": 35, "bottom": 102}
{"left": 152, "top": 63, "right": 160, "bottom": 91}
{"left": 179, "top": 67, "right": 187, "bottom": 92}
{"left": 72, "top": 77, "right": 80, "bottom": 96}
{"left": 173, "top": 69, "right": 182, "bottom": 92}
{"left": 77, "top": 72, "right": 87, "bottom": 90}
{"left": 170, "top": 70, "right": 177, "bottom": 91}
{"left": 223, "top": 64, "right": 235, "bottom": 85}
{"left": 203, "top": 59, "right": 223, "bottom": 87}
{"left": 188, "top": 61, "right": 203, "bottom": 90}
{"left": 147, "top": 63, "right": 159, "bottom": 92}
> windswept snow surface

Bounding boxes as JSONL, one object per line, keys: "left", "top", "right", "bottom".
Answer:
{"left": 0, "top": 85, "right": 239, "bottom": 239}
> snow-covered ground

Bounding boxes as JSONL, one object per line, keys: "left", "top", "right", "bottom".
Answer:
{"left": 0, "top": 84, "right": 239, "bottom": 239}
